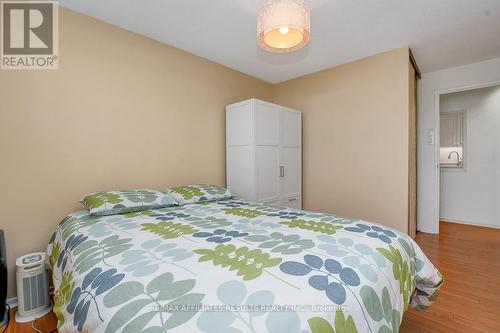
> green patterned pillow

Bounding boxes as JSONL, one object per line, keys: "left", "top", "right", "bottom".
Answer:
{"left": 166, "top": 184, "right": 232, "bottom": 205}
{"left": 81, "top": 189, "right": 178, "bottom": 216}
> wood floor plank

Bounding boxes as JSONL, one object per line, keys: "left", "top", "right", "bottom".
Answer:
{"left": 3, "top": 308, "right": 57, "bottom": 333}
{"left": 401, "top": 221, "right": 500, "bottom": 333}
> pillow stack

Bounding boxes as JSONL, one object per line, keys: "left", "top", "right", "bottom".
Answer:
{"left": 80, "top": 184, "right": 232, "bottom": 216}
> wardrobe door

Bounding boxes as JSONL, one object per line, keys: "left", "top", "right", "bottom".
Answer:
{"left": 226, "top": 102, "right": 253, "bottom": 199}
{"left": 279, "top": 147, "right": 301, "bottom": 207}
{"left": 255, "top": 102, "right": 280, "bottom": 202}
{"left": 256, "top": 146, "right": 279, "bottom": 202}
{"left": 279, "top": 108, "right": 301, "bottom": 148}
{"left": 279, "top": 108, "right": 301, "bottom": 208}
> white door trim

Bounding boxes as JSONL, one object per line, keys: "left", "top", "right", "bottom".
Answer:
{"left": 433, "top": 80, "right": 500, "bottom": 233}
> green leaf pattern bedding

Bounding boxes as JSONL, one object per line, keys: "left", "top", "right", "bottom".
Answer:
{"left": 47, "top": 199, "right": 443, "bottom": 333}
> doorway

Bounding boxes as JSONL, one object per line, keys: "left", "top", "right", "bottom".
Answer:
{"left": 437, "top": 84, "right": 500, "bottom": 229}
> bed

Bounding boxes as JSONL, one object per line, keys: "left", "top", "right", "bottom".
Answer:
{"left": 47, "top": 192, "right": 442, "bottom": 333}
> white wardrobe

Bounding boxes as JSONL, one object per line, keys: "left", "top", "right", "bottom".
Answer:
{"left": 226, "top": 98, "right": 302, "bottom": 209}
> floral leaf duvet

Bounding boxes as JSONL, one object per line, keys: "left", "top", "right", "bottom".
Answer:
{"left": 47, "top": 199, "right": 443, "bottom": 333}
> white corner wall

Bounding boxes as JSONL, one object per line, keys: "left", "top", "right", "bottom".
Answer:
{"left": 418, "top": 57, "right": 500, "bottom": 233}
{"left": 439, "top": 86, "right": 500, "bottom": 228}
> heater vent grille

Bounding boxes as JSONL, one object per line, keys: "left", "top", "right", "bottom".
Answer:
{"left": 20, "top": 273, "right": 47, "bottom": 312}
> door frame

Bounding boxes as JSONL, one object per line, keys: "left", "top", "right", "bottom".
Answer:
{"left": 432, "top": 80, "right": 500, "bottom": 233}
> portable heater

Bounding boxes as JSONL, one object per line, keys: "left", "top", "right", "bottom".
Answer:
{"left": 15, "top": 252, "right": 52, "bottom": 323}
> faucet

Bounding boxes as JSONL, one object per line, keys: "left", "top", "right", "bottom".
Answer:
{"left": 448, "top": 151, "right": 461, "bottom": 165}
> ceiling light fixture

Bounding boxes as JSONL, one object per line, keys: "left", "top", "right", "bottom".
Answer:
{"left": 257, "top": 0, "right": 310, "bottom": 53}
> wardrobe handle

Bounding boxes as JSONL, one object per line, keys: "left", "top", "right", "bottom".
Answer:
{"left": 280, "top": 166, "right": 284, "bottom": 178}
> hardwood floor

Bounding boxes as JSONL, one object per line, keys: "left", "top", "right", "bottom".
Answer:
{"left": 4, "top": 221, "right": 499, "bottom": 333}
{"left": 400, "top": 221, "right": 500, "bottom": 333}
{"left": 3, "top": 307, "right": 57, "bottom": 333}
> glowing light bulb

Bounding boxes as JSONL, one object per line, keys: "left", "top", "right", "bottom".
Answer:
{"left": 257, "top": 0, "right": 310, "bottom": 53}
{"left": 279, "top": 26, "right": 289, "bottom": 35}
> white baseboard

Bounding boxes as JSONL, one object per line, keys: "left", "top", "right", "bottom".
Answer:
{"left": 6, "top": 297, "right": 17, "bottom": 308}
{"left": 440, "top": 218, "right": 500, "bottom": 229}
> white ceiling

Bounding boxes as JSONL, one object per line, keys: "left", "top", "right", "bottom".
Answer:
{"left": 60, "top": 0, "right": 500, "bottom": 83}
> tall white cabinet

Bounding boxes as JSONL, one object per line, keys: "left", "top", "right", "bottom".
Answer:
{"left": 226, "top": 98, "right": 302, "bottom": 209}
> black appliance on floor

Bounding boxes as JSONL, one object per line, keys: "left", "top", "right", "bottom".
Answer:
{"left": 0, "top": 230, "right": 7, "bottom": 327}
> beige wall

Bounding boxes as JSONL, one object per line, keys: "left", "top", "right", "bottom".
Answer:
{"left": 274, "top": 48, "right": 411, "bottom": 232}
{"left": 0, "top": 8, "right": 272, "bottom": 298}
{"left": 0, "top": 8, "right": 412, "bottom": 299}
